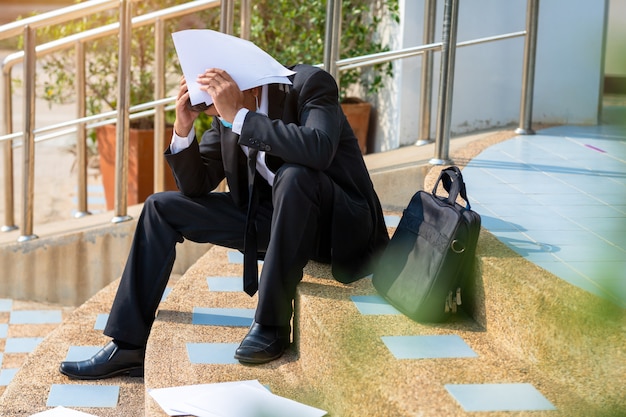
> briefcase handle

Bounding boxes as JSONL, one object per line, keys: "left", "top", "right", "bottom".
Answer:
{"left": 433, "top": 166, "right": 471, "bottom": 209}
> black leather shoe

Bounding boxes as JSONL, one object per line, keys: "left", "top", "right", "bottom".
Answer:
{"left": 234, "top": 322, "right": 290, "bottom": 364}
{"left": 59, "top": 341, "right": 144, "bottom": 380}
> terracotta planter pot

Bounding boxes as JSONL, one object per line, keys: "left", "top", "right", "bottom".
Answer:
{"left": 96, "top": 124, "right": 178, "bottom": 210}
{"left": 341, "top": 98, "right": 372, "bottom": 155}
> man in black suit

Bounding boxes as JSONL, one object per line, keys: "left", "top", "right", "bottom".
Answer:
{"left": 59, "top": 58, "right": 388, "bottom": 379}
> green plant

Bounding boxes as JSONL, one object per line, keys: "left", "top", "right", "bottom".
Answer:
{"left": 248, "top": 0, "right": 400, "bottom": 100}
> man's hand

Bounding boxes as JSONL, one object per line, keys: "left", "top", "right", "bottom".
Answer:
{"left": 197, "top": 68, "right": 245, "bottom": 124}
{"left": 173, "top": 76, "right": 198, "bottom": 137}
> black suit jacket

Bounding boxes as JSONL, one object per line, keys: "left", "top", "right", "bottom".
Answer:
{"left": 166, "top": 64, "right": 389, "bottom": 282}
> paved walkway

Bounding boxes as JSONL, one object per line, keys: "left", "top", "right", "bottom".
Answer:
{"left": 464, "top": 122, "right": 626, "bottom": 308}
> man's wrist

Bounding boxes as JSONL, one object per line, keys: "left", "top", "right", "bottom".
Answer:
{"left": 174, "top": 122, "right": 193, "bottom": 138}
{"left": 170, "top": 126, "right": 195, "bottom": 154}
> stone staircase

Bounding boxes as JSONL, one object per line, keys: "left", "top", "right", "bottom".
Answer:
{"left": 2, "top": 220, "right": 624, "bottom": 416}
{"left": 0, "top": 130, "right": 624, "bottom": 416}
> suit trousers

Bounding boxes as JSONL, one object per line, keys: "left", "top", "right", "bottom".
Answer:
{"left": 104, "top": 164, "right": 334, "bottom": 347}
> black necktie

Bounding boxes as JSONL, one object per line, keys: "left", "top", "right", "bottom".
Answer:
{"left": 243, "top": 148, "right": 259, "bottom": 296}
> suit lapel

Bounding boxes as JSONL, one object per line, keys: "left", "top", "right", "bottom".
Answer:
{"left": 264, "top": 83, "right": 291, "bottom": 174}
{"left": 268, "top": 83, "right": 288, "bottom": 120}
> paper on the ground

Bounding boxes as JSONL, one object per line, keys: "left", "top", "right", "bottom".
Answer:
{"left": 29, "top": 407, "right": 99, "bottom": 416}
{"left": 172, "top": 29, "right": 295, "bottom": 107}
{"left": 183, "top": 383, "right": 327, "bottom": 417}
{"left": 149, "top": 380, "right": 327, "bottom": 417}
{"left": 148, "top": 380, "right": 266, "bottom": 416}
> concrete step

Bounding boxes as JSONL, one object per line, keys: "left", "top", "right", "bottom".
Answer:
{"left": 2, "top": 213, "right": 623, "bottom": 415}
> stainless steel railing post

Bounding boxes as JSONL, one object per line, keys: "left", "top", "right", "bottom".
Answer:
{"left": 416, "top": 0, "right": 437, "bottom": 146}
{"left": 112, "top": 0, "right": 133, "bottom": 223}
{"left": 74, "top": 40, "right": 90, "bottom": 218}
{"left": 515, "top": 0, "right": 539, "bottom": 135}
{"left": 18, "top": 25, "right": 38, "bottom": 241}
{"left": 431, "top": 0, "right": 459, "bottom": 165}
{"left": 220, "top": 0, "right": 234, "bottom": 35}
{"left": 240, "top": 0, "right": 251, "bottom": 40}
{"left": 323, "top": 0, "right": 341, "bottom": 84}
{"left": 1, "top": 70, "right": 17, "bottom": 232}
{"left": 154, "top": 17, "right": 166, "bottom": 194}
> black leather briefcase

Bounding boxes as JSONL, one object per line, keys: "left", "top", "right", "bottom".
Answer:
{"left": 373, "top": 166, "right": 481, "bottom": 322}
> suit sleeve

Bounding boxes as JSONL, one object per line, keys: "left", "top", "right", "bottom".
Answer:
{"left": 164, "top": 122, "right": 226, "bottom": 196}
{"left": 238, "top": 68, "right": 342, "bottom": 171}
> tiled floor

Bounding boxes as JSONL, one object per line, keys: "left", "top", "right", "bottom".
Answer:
{"left": 463, "top": 124, "right": 626, "bottom": 308}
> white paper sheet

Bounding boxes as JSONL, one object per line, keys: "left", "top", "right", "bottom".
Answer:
{"left": 29, "top": 407, "right": 99, "bottom": 416}
{"left": 149, "top": 380, "right": 327, "bottom": 417}
{"left": 148, "top": 380, "right": 266, "bottom": 416}
{"left": 171, "top": 29, "right": 295, "bottom": 107}
{"left": 183, "top": 383, "right": 327, "bottom": 417}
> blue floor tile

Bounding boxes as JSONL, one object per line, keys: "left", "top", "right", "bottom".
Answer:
{"left": 0, "top": 323, "right": 8, "bottom": 338}
{"left": 382, "top": 335, "right": 478, "bottom": 359}
{"left": 9, "top": 310, "right": 62, "bottom": 324}
{"left": 479, "top": 216, "right": 523, "bottom": 232}
{"left": 186, "top": 342, "right": 239, "bottom": 364}
{"left": 576, "top": 217, "right": 626, "bottom": 233}
{"left": 47, "top": 384, "right": 120, "bottom": 408}
{"left": 445, "top": 383, "right": 556, "bottom": 411}
{"left": 351, "top": 295, "right": 401, "bottom": 315}
{"left": 161, "top": 287, "right": 172, "bottom": 302}
{"left": 4, "top": 337, "right": 43, "bottom": 353}
{"left": 554, "top": 241, "right": 624, "bottom": 263}
{"left": 65, "top": 346, "right": 103, "bottom": 361}
{"left": 227, "top": 250, "right": 264, "bottom": 265}
{"left": 72, "top": 196, "right": 106, "bottom": 205}
{"left": 227, "top": 250, "right": 244, "bottom": 263}
{"left": 596, "top": 229, "right": 626, "bottom": 247}
{"left": 192, "top": 307, "right": 254, "bottom": 327}
{"left": 207, "top": 276, "right": 243, "bottom": 292}
{"left": 0, "top": 299, "right": 12, "bottom": 312}
{"left": 384, "top": 215, "right": 401, "bottom": 228}
{"left": 0, "top": 368, "right": 18, "bottom": 386}
{"left": 94, "top": 313, "right": 109, "bottom": 331}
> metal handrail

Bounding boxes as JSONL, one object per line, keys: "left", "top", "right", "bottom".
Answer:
{"left": 2, "top": 99, "right": 178, "bottom": 146}
{"left": 0, "top": 29, "right": 528, "bottom": 146}
{"left": 1, "top": 0, "right": 221, "bottom": 239}
{"left": 325, "top": 0, "right": 538, "bottom": 163}
{"left": 336, "top": 43, "right": 443, "bottom": 71}
{"left": 0, "top": 0, "right": 120, "bottom": 40}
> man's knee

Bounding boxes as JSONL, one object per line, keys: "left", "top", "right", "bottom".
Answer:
{"left": 273, "top": 164, "right": 333, "bottom": 212}
{"left": 142, "top": 191, "right": 183, "bottom": 214}
{"left": 274, "top": 164, "right": 318, "bottom": 190}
